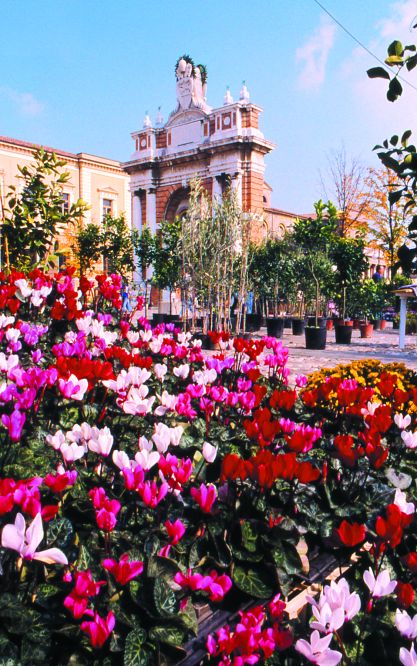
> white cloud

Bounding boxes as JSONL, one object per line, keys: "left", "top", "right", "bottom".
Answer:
{"left": 378, "top": 0, "right": 417, "bottom": 39}
{"left": 0, "top": 87, "right": 44, "bottom": 117}
{"left": 296, "top": 16, "right": 337, "bottom": 90}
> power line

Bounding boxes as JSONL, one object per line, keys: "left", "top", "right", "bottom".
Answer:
{"left": 312, "top": 0, "right": 417, "bottom": 94}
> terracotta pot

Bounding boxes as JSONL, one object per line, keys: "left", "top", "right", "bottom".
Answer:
{"left": 360, "top": 323, "right": 373, "bottom": 338}
{"left": 380, "top": 319, "right": 387, "bottom": 331}
{"left": 353, "top": 319, "right": 361, "bottom": 330}
{"left": 326, "top": 319, "right": 334, "bottom": 331}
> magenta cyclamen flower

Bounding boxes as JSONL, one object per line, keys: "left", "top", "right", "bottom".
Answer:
{"left": 1, "top": 409, "right": 26, "bottom": 442}
{"left": 165, "top": 519, "right": 186, "bottom": 545}
{"left": 1, "top": 512, "right": 67, "bottom": 565}
{"left": 174, "top": 569, "right": 232, "bottom": 602}
{"left": 191, "top": 483, "right": 217, "bottom": 513}
{"left": 102, "top": 554, "right": 143, "bottom": 585}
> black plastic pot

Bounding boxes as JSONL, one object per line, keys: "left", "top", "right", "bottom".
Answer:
{"left": 335, "top": 324, "right": 353, "bottom": 344}
{"left": 305, "top": 326, "right": 327, "bottom": 349}
{"left": 245, "top": 314, "right": 262, "bottom": 332}
{"left": 292, "top": 318, "right": 305, "bottom": 335}
{"left": 266, "top": 317, "right": 284, "bottom": 338}
{"left": 284, "top": 317, "right": 292, "bottom": 329}
{"left": 152, "top": 313, "right": 165, "bottom": 324}
{"left": 307, "top": 316, "right": 326, "bottom": 329}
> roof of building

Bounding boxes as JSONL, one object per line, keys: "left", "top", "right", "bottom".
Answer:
{"left": 0, "top": 135, "right": 123, "bottom": 169}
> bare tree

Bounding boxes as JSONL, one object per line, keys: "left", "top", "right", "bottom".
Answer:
{"left": 320, "top": 146, "right": 371, "bottom": 237}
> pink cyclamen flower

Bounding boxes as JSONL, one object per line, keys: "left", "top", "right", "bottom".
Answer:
{"left": 395, "top": 609, "right": 417, "bottom": 640}
{"left": 191, "top": 483, "right": 217, "bottom": 513}
{"left": 202, "top": 442, "right": 218, "bottom": 463}
{"left": 102, "top": 554, "right": 143, "bottom": 585}
{"left": 400, "top": 645, "right": 417, "bottom": 666}
{"left": 81, "top": 611, "right": 115, "bottom": 648}
{"left": 394, "top": 413, "right": 412, "bottom": 430}
{"left": 363, "top": 568, "right": 397, "bottom": 598}
{"left": 295, "top": 374, "right": 308, "bottom": 388}
{"left": 401, "top": 430, "right": 417, "bottom": 449}
{"left": 311, "top": 602, "right": 344, "bottom": 635}
{"left": 58, "top": 374, "right": 88, "bottom": 401}
{"left": 1, "top": 409, "right": 26, "bottom": 442}
{"left": 394, "top": 489, "right": 415, "bottom": 516}
{"left": 165, "top": 519, "right": 186, "bottom": 545}
{"left": 295, "top": 630, "right": 342, "bottom": 665}
{"left": 1, "top": 512, "right": 67, "bottom": 565}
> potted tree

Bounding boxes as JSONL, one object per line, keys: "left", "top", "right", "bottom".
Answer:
{"left": 331, "top": 237, "right": 369, "bottom": 345}
{"left": 293, "top": 200, "right": 339, "bottom": 349}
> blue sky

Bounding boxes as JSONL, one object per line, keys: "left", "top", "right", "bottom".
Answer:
{"left": 1, "top": 0, "right": 417, "bottom": 213}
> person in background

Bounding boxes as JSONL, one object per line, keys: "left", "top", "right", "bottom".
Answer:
{"left": 372, "top": 265, "right": 384, "bottom": 283}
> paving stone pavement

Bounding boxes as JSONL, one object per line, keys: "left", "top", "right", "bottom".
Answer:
{"left": 272, "top": 324, "right": 417, "bottom": 380}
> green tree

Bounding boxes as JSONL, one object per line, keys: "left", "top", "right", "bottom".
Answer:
{"left": 101, "top": 213, "right": 134, "bottom": 278}
{"left": 3, "top": 148, "right": 87, "bottom": 271}
{"left": 293, "top": 200, "right": 339, "bottom": 324}
{"left": 151, "top": 218, "right": 182, "bottom": 314}
{"left": 75, "top": 222, "right": 102, "bottom": 275}
{"left": 367, "top": 38, "right": 417, "bottom": 273}
{"left": 248, "top": 237, "right": 298, "bottom": 316}
{"left": 330, "top": 236, "right": 369, "bottom": 318}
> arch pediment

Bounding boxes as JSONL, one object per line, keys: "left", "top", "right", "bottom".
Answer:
{"left": 165, "top": 107, "right": 208, "bottom": 128}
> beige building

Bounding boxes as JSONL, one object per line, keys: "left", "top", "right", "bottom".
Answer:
{"left": 0, "top": 134, "right": 131, "bottom": 268}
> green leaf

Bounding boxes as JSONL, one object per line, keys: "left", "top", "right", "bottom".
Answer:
{"left": 240, "top": 521, "right": 258, "bottom": 553}
{"left": 148, "top": 625, "right": 186, "bottom": 648}
{"left": 388, "top": 189, "right": 403, "bottom": 205}
{"left": 233, "top": 566, "right": 273, "bottom": 598}
{"left": 153, "top": 577, "right": 179, "bottom": 617}
{"left": 390, "top": 134, "right": 399, "bottom": 146}
{"left": 406, "top": 53, "right": 417, "bottom": 71}
{"left": 387, "top": 39, "right": 403, "bottom": 57}
{"left": 402, "top": 129, "right": 412, "bottom": 146}
{"left": 124, "top": 629, "right": 151, "bottom": 666}
{"left": 47, "top": 517, "right": 73, "bottom": 549}
{"left": 387, "top": 76, "right": 403, "bottom": 102}
{"left": 177, "top": 598, "right": 198, "bottom": 636}
{"left": 272, "top": 542, "right": 303, "bottom": 576}
{"left": 367, "top": 67, "right": 390, "bottom": 80}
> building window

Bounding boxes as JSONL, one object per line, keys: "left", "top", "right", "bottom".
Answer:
{"left": 61, "top": 192, "right": 70, "bottom": 215}
{"left": 102, "top": 198, "right": 112, "bottom": 218}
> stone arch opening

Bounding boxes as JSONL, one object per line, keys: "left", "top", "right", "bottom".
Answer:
{"left": 165, "top": 187, "right": 190, "bottom": 221}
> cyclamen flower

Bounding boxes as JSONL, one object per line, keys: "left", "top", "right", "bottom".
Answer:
{"left": 310, "top": 578, "right": 361, "bottom": 623}
{"left": 165, "top": 519, "right": 186, "bottom": 545}
{"left": 1, "top": 512, "right": 67, "bottom": 565}
{"left": 88, "top": 426, "right": 114, "bottom": 457}
{"left": 102, "top": 554, "right": 143, "bottom": 585}
{"left": 134, "top": 448, "right": 160, "bottom": 470}
{"left": 154, "top": 363, "right": 168, "bottom": 381}
{"left": 58, "top": 374, "right": 88, "bottom": 401}
{"left": 173, "top": 364, "right": 190, "bottom": 379}
{"left": 81, "top": 611, "right": 115, "bottom": 648}
{"left": 395, "top": 609, "right": 417, "bottom": 640}
{"left": 395, "top": 413, "right": 412, "bottom": 430}
{"left": 2, "top": 409, "right": 26, "bottom": 442}
{"left": 400, "top": 645, "right": 417, "bottom": 666}
{"left": 295, "top": 631, "right": 342, "bottom": 665}
{"left": 191, "top": 483, "right": 217, "bottom": 513}
{"left": 44, "top": 470, "right": 77, "bottom": 493}
{"left": 112, "top": 449, "right": 131, "bottom": 470}
{"left": 202, "top": 441, "right": 218, "bottom": 463}
{"left": 402, "top": 430, "right": 417, "bottom": 449}
{"left": 174, "top": 569, "right": 232, "bottom": 602}
{"left": 64, "top": 570, "right": 106, "bottom": 618}
{"left": 394, "top": 489, "right": 415, "bottom": 516}
{"left": 311, "top": 602, "right": 344, "bottom": 634}
{"left": 363, "top": 568, "right": 397, "bottom": 598}
{"left": 60, "top": 441, "right": 85, "bottom": 463}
